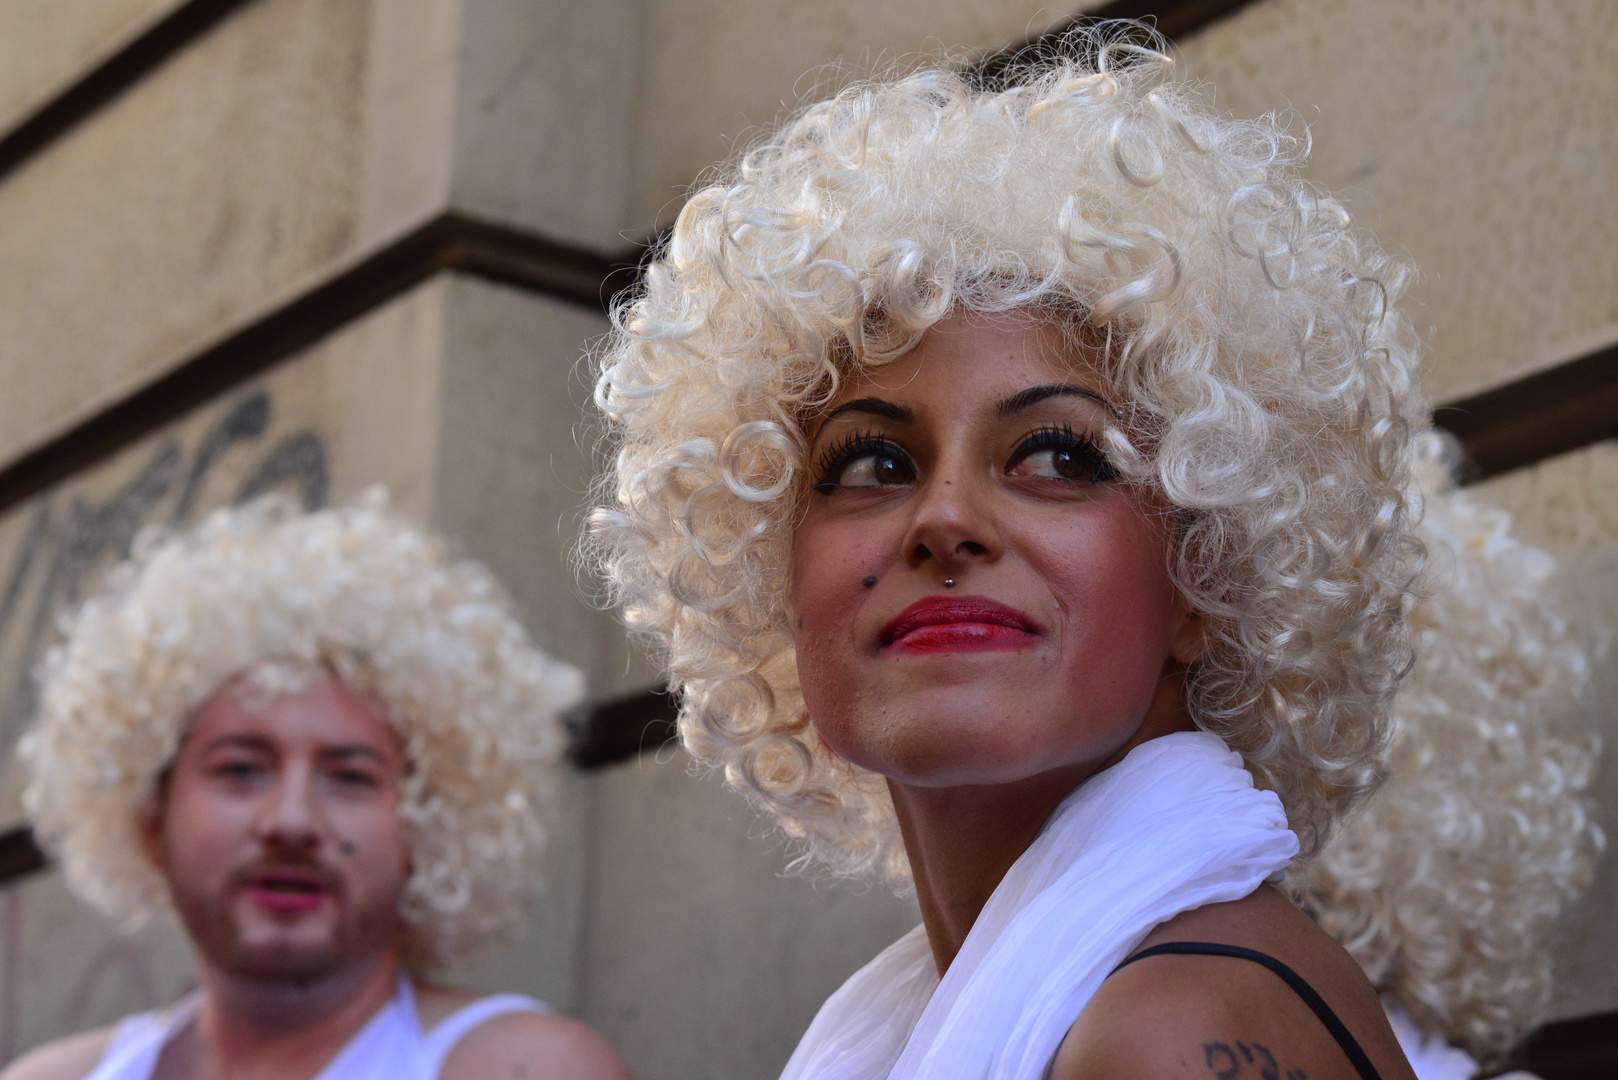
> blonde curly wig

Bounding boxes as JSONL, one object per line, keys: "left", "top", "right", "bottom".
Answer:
{"left": 22, "top": 491, "right": 584, "bottom": 971}
{"left": 1300, "top": 433, "right": 1605, "bottom": 1059}
{"left": 588, "top": 27, "right": 1426, "bottom": 880}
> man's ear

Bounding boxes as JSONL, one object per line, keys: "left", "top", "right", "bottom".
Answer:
{"left": 137, "top": 793, "right": 167, "bottom": 871}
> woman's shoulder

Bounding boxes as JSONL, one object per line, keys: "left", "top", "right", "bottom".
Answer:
{"left": 1051, "top": 886, "right": 1416, "bottom": 1080}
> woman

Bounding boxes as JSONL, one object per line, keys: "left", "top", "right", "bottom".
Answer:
{"left": 590, "top": 28, "right": 1425, "bottom": 1080}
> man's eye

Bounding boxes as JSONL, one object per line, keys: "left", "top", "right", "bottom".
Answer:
{"left": 332, "top": 769, "right": 380, "bottom": 788}
{"left": 214, "top": 760, "right": 265, "bottom": 781}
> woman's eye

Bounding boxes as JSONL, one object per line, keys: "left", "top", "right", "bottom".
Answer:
{"left": 1008, "top": 431, "right": 1117, "bottom": 484}
{"left": 813, "top": 437, "right": 916, "bottom": 492}
{"left": 838, "top": 451, "right": 914, "bottom": 487}
{"left": 213, "top": 760, "right": 266, "bottom": 782}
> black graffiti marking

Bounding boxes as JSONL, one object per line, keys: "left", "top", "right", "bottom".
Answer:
{"left": 0, "top": 442, "right": 183, "bottom": 742}
{"left": 0, "top": 509, "right": 48, "bottom": 639}
{"left": 235, "top": 431, "right": 328, "bottom": 511}
{"left": 0, "top": 390, "right": 330, "bottom": 748}
{"left": 173, "top": 392, "right": 271, "bottom": 522}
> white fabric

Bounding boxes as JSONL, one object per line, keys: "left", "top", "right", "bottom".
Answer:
{"left": 781, "top": 731, "right": 1299, "bottom": 1080}
{"left": 1384, "top": 1003, "right": 1480, "bottom": 1080}
{"left": 1382, "top": 1002, "right": 1544, "bottom": 1080}
{"left": 83, "top": 977, "right": 549, "bottom": 1080}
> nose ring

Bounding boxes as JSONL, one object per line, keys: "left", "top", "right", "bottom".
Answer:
{"left": 944, "top": 578, "right": 956, "bottom": 588}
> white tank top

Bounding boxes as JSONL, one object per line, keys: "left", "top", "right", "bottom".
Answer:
{"left": 82, "top": 978, "right": 550, "bottom": 1080}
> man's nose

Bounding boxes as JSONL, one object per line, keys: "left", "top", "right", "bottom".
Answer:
{"left": 256, "top": 764, "right": 322, "bottom": 851}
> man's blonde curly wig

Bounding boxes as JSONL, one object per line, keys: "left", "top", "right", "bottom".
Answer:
{"left": 1301, "top": 434, "right": 1604, "bottom": 1059}
{"left": 22, "top": 491, "right": 584, "bottom": 971}
{"left": 588, "top": 30, "right": 1425, "bottom": 880}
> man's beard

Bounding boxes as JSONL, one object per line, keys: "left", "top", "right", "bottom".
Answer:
{"left": 171, "top": 864, "right": 402, "bottom": 984}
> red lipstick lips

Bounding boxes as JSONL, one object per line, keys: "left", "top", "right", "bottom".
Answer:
{"left": 880, "top": 596, "right": 1040, "bottom": 654}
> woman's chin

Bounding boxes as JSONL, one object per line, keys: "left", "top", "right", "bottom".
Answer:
{"left": 818, "top": 713, "right": 1105, "bottom": 790}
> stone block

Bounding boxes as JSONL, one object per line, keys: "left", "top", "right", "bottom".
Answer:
{"left": 450, "top": 0, "right": 638, "bottom": 250}
{"left": 1179, "top": 0, "right": 1618, "bottom": 402}
{"left": 0, "top": 0, "right": 638, "bottom": 473}
{"left": 431, "top": 274, "right": 642, "bottom": 695}
{"left": 578, "top": 747, "right": 922, "bottom": 1080}
{"left": 0, "top": 0, "right": 389, "bottom": 470}
{"left": 0, "top": 0, "right": 186, "bottom": 137}
{"left": 626, "top": 0, "right": 1090, "bottom": 232}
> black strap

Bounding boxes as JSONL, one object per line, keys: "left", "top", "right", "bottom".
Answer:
{"left": 1109, "top": 942, "right": 1383, "bottom": 1080}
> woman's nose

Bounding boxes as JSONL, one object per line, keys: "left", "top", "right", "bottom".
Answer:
{"left": 899, "top": 465, "right": 1004, "bottom": 575}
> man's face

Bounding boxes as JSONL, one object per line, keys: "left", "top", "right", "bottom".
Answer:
{"left": 143, "top": 668, "right": 412, "bottom": 982}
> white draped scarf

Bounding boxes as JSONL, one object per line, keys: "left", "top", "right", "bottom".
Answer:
{"left": 781, "top": 732, "right": 1300, "bottom": 1080}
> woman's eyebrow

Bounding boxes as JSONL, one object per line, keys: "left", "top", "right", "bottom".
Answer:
{"left": 822, "top": 397, "right": 916, "bottom": 425}
{"left": 996, "top": 383, "right": 1118, "bottom": 418}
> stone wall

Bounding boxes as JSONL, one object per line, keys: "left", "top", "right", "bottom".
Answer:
{"left": 0, "top": 1, "right": 187, "bottom": 134}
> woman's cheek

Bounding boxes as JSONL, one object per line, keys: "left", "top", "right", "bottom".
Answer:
{"left": 791, "top": 529, "right": 872, "bottom": 741}
{"left": 792, "top": 513, "right": 881, "bottom": 641}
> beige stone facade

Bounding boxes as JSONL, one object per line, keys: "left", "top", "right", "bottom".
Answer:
{"left": 0, "top": 2, "right": 1613, "bottom": 1078}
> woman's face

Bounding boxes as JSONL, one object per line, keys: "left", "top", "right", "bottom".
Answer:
{"left": 791, "top": 311, "right": 1202, "bottom": 789}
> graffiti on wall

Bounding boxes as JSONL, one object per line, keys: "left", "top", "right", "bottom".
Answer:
{"left": 0, "top": 390, "right": 330, "bottom": 756}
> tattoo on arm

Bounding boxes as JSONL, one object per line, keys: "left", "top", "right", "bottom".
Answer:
{"left": 1202, "top": 1040, "right": 1309, "bottom": 1080}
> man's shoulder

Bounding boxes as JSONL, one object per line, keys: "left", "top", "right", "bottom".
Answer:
{"left": 414, "top": 986, "right": 627, "bottom": 1080}
{"left": 0, "top": 1026, "right": 117, "bottom": 1080}
{"left": 438, "top": 1009, "right": 628, "bottom": 1080}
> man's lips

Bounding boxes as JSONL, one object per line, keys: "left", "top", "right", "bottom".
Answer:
{"left": 243, "top": 868, "right": 334, "bottom": 915}
{"left": 879, "top": 596, "right": 1040, "bottom": 654}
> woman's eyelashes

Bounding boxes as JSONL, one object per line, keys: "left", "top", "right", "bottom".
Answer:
{"left": 812, "top": 432, "right": 915, "bottom": 492}
{"left": 1006, "top": 425, "right": 1118, "bottom": 484}
{"left": 811, "top": 424, "right": 1118, "bottom": 492}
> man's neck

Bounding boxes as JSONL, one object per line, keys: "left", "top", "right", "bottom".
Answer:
{"left": 182, "top": 951, "right": 403, "bottom": 1080}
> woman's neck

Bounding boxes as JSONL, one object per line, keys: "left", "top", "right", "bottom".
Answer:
{"left": 890, "top": 764, "right": 1096, "bottom": 976}
{"left": 893, "top": 678, "right": 1197, "bottom": 976}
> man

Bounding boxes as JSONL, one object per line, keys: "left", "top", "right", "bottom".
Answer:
{"left": 3, "top": 493, "right": 628, "bottom": 1080}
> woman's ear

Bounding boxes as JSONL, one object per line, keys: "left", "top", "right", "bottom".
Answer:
{"left": 1169, "top": 602, "right": 1210, "bottom": 666}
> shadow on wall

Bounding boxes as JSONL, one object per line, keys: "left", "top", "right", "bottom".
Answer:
{"left": 0, "top": 389, "right": 330, "bottom": 757}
